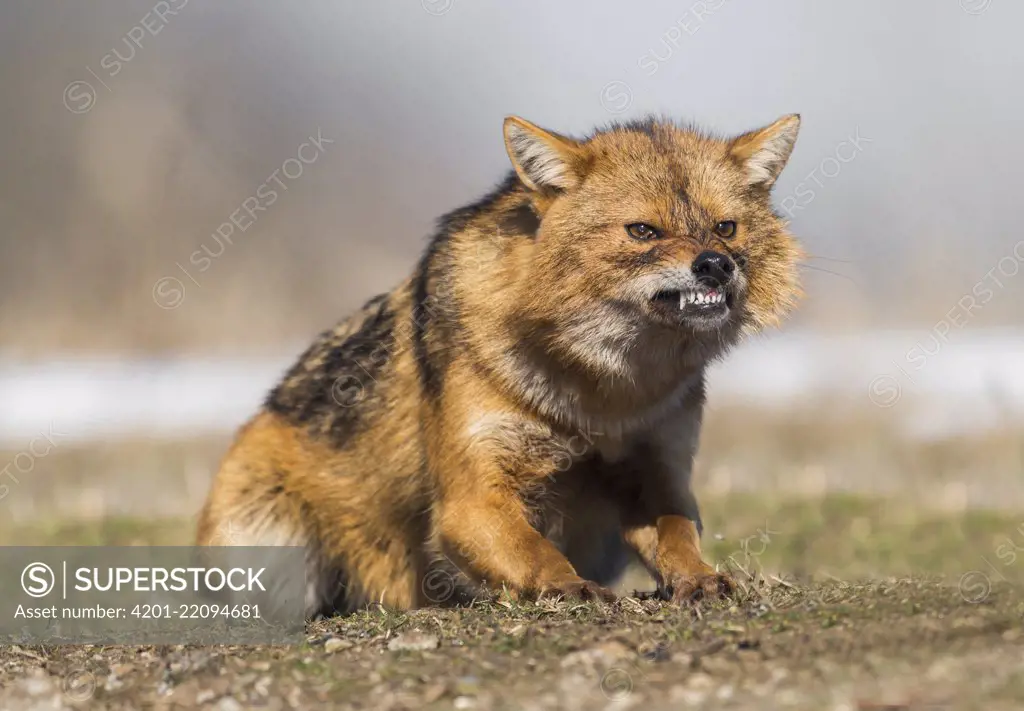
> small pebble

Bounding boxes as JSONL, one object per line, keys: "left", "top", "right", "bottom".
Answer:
{"left": 324, "top": 637, "right": 352, "bottom": 654}
{"left": 387, "top": 631, "right": 440, "bottom": 652}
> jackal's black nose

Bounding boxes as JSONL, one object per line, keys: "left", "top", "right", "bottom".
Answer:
{"left": 691, "top": 251, "right": 735, "bottom": 286}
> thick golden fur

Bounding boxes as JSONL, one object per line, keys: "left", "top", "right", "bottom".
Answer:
{"left": 196, "top": 114, "right": 803, "bottom": 615}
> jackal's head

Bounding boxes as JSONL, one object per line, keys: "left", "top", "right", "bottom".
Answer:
{"left": 502, "top": 115, "right": 803, "bottom": 363}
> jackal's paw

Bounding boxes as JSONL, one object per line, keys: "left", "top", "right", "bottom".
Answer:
{"left": 663, "top": 570, "right": 736, "bottom": 604}
{"left": 537, "top": 576, "right": 617, "bottom": 603}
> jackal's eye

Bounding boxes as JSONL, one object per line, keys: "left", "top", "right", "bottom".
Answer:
{"left": 626, "top": 223, "right": 661, "bottom": 240}
{"left": 713, "top": 221, "right": 737, "bottom": 239}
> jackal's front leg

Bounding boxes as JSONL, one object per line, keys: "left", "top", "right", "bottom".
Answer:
{"left": 624, "top": 514, "right": 734, "bottom": 603}
{"left": 618, "top": 395, "right": 735, "bottom": 603}
{"left": 436, "top": 483, "right": 615, "bottom": 602}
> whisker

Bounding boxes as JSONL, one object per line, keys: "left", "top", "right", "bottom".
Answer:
{"left": 798, "top": 263, "right": 860, "bottom": 284}
{"left": 803, "top": 253, "right": 857, "bottom": 264}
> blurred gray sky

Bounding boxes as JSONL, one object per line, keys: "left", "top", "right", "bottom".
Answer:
{"left": 2, "top": 0, "right": 1022, "bottom": 354}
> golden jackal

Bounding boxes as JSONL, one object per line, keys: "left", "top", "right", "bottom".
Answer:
{"left": 197, "top": 114, "right": 803, "bottom": 615}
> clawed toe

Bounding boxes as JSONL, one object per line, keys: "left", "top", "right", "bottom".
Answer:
{"left": 664, "top": 571, "right": 736, "bottom": 604}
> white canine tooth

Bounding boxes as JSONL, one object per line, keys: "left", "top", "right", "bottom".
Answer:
{"left": 679, "top": 291, "right": 686, "bottom": 309}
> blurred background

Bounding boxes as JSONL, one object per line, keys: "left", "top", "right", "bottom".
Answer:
{"left": 0, "top": 1, "right": 1021, "bottom": 583}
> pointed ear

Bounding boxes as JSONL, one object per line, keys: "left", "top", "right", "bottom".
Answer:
{"left": 503, "top": 116, "right": 584, "bottom": 192}
{"left": 730, "top": 114, "right": 801, "bottom": 189}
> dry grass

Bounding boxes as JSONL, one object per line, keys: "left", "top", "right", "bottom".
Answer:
{"left": 699, "top": 401, "right": 1024, "bottom": 511}
{"left": 4, "top": 403, "right": 1020, "bottom": 523}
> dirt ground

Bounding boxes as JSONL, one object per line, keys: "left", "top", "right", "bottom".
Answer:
{"left": 2, "top": 492, "right": 1023, "bottom": 710}
{"left": 0, "top": 578, "right": 1021, "bottom": 710}
{"left": 1, "top": 413, "right": 1021, "bottom": 710}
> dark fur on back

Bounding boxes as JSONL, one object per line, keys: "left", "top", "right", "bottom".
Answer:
{"left": 266, "top": 294, "right": 395, "bottom": 448}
